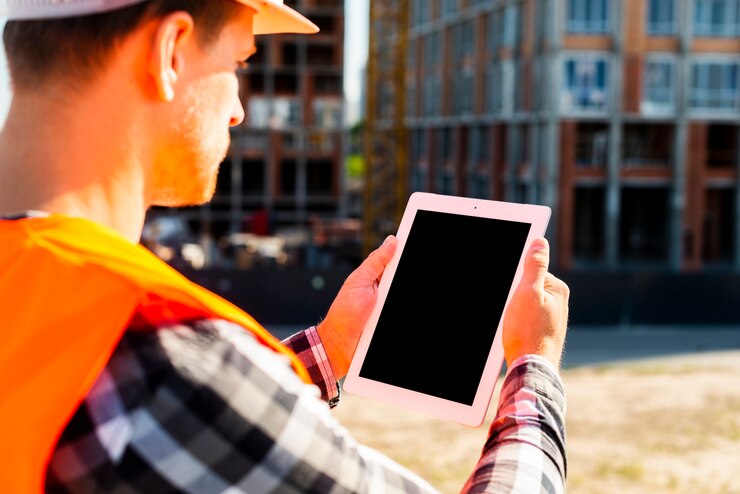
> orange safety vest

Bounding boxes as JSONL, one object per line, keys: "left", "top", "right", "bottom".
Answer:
{"left": 0, "top": 214, "right": 311, "bottom": 493}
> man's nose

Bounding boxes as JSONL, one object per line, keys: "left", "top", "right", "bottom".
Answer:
{"left": 230, "top": 99, "right": 245, "bottom": 127}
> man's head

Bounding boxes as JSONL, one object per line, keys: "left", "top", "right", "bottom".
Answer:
{"left": 1, "top": 0, "right": 317, "bottom": 208}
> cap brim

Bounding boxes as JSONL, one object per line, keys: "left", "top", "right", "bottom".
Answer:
{"left": 237, "top": 0, "right": 319, "bottom": 35}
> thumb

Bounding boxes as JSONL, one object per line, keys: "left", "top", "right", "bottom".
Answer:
{"left": 358, "top": 235, "right": 397, "bottom": 281}
{"left": 520, "top": 237, "right": 550, "bottom": 287}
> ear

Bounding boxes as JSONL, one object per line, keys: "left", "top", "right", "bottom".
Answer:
{"left": 150, "top": 12, "right": 195, "bottom": 102}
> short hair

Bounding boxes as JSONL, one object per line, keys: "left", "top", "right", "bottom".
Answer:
{"left": 3, "top": 0, "right": 244, "bottom": 90}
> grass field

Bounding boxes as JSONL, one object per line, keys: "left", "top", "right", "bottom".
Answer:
{"left": 333, "top": 350, "right": 740, "bottom": 493}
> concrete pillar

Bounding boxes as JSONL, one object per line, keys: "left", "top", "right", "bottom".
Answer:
{"left": 605, "top": 1, "right": 624, "bottom": 269}
{"left": 671, "top": 122, "right": 688, "bottom": 270}
{"left": 605, "top": 120, "right": 621, "bottom": 269}
{"left": 670, "top": 0, "right": 692, "bottom": 271}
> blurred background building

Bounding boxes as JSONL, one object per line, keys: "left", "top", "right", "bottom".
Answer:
{"left": 366, "top": 0, "right": 740, "bottom": 273}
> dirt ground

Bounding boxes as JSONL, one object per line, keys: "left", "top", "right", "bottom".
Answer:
{"left": 333, "top": 350, "right": 740, "bottom": 494}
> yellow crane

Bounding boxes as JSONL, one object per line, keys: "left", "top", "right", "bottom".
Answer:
{"left": 362, "top": 0, "right": 409, "bottom": 256}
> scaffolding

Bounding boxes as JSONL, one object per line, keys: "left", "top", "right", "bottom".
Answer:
{"left": 362, "top": 0, "right": 409, "bottom": 255}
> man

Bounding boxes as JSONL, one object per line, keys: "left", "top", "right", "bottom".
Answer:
{"left": 0, "top": 1, "right": 570, "bottom": 493}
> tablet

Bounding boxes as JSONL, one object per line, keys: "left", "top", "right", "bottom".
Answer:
{"left": 343, "top": 192, "right": 551, "bottom": 427}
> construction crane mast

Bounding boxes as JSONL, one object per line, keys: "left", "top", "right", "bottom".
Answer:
{"left": 362, "top": 0, "right": 409, "bottom": 256}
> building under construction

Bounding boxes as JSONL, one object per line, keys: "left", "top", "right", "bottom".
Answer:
{"left": 365, "top": 0, "right": 740, "bottom": 272}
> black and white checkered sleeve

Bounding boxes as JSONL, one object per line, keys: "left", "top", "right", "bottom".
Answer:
{"left": 46, "top": 319, "right": 441, "bottom": 493}
{"left": 462, "top": 355, "right": 567, "bottom": 494}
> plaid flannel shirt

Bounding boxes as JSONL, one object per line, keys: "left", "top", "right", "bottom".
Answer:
{"left": 45, "top": 318, "right": 566, "bottom": 493}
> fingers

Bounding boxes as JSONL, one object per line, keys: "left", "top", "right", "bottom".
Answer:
{"left": 520, "top": 237, "right": 550, "bottom": 287}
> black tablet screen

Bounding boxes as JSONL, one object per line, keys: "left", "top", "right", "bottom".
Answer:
{"left": 358, "top": 210, "right": 531, "bottom": 405}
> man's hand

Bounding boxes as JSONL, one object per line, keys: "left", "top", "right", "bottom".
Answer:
{"left": 317, "top": 235, "right": 397, "bottom": 378}
{"left": 502, "top": 237, "right": 570, "bottom": 369}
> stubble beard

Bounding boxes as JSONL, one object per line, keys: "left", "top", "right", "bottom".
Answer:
{"left": 151, "top": 101, "right": 231, "bottom": 208}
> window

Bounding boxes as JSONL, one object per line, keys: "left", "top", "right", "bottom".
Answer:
{"left": 535, "top": 0, "right": 550, "bottom": 43}
{"left": 411, "top": 166, "right": 428, "bottom": 191}
{"left": 438, "top": 169, "right": 456, "bottom": 195}
{"left": 411, "top": 0, "right": 430, "bottom": 26}
{"left": 619, "top": 188, "right": 670, "bottom": 262}
{"left": 470, "top": 173, "right": 491, "bottom": 199}
{"left": 703, "top": 188, "right": 736, "bottom": 264}
{"left": 423, "top": 75, "right": 442, "bottom": 116}
{"left": 281, "top": 132, "right": 299, "bottom": 151}
{"left": 486, "top": 11, "right": 499, "bottom": 53}
{"left": 453, "top": 68, "right": 474, "bottom": 115}
{"left": 312, "top": 98, "right": 342, "bottom": 129}
{"left": 248, "top": 97, "right": 270, "bottom": 128}
{"left": 281, "top": 45, "right": 298, "bottom": 65}
{"left": 274, "top": 72, "right": 298, "bottom": 93}
{"left": 469, "top": 126, "right": 490, "bottom": 164}
{"left": 706, "top": 124, "right": 739, "bottom": 167}
{"left": 307, "top": 160, "right": 333, "bottom": 195}
{"left": 442, "top": 0, "right": 457, "bottom": 17}
{"left": 575, "top": 123, "right": 609, "bottom": 167}
{"left": 562, "top": 55, "right": 609, "bottom": 111}
{"left": 487, "top": 5, "right": 521, "bottom": 51}
{"left": 242, "top": 160, "right": 266, "bottom": 195}
{"left": 410, "top": 129, "right": 427, "bottom": 165}
{"left": 694, "top": 0, "right": 740, "bottom": 37}
{"left": 647, "top": 0, "right": 676, "bottom": 35}
{"left": 424, "top": 31, "right": 442, "bottom": 68}
{"left": 502, "top": 3, "right": 521, "bottom": 48}
{"left": 642, "top": 58, "right": 675, "bottom": 113}
{"left": 245, "top": 96, "right": 299, "bottom": 129}
{"left": 441, "top": 128, "right": 454, "bottom": 161}
{"left": 573, "top": 187, "right": 605, "bottom": 261}
{"left": 622, "top": 124, "right": 674, "bottom": 167}
{"left": 306, "top": 45, "right": 335, "bottom": 66}
{"left": 279, "top": 160, "right": 297, "bottom": 195}
{"left": 314, "top": 75, "right": 341, "bottom": 94}
{"left": 273, "top": 97, "right": 301, "bottom": 129}
{"left": 454, "top": 20, "right": 475, "bottom": 59}
{"left": 307, "top": 131, "right": 335, "bottom": 153}
{"left": 690, "top": 60, "right": 740, "bottom": 111}
{"left": 567, "top": 0, "right": 609, "bottom": 34}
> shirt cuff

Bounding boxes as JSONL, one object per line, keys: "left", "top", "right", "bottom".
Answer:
{"left": 283, "top": 326, "right": 341, "bottom": 407}
{"left": 505, "top": 354, "right": 560, "bottom": 379}
{"left": 501, "top": 354, "right": 566, "bottom": 410}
